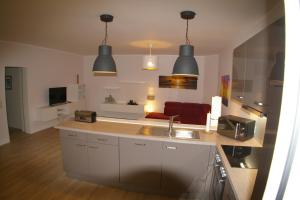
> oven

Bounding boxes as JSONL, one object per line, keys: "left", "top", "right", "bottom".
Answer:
{"left": 211, "top": 151, "right": 227, "bottom": 200}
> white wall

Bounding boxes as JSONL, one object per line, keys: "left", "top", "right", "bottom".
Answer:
{"left": 203, "top": 55, "right": 219, "bottom": 103}
{"left": 83, "top": 54, "right": 219, "bottom": 113}
{"left": 5, "top": 67, "right": 24, "bottom": 130}
{"left": 0, "top": 41, "right": 83, "bottom": 139}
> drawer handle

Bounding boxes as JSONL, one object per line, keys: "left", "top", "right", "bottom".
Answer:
{"left": 97, "top": 138, "right": 108, "bottom": 142}
{"left": 166, "top": 146, "right": 177, "bottom": 150}
{"left": 76, "top": 144, "right": 86, "bottom": 147}
{"left": 134, "top": 143, "right": 146, "bottom": 146}
{"left": 68, "top": 134, "right": 76, "bottom": 137}
{"left": 88, "top": 146, "right": 98, "bottom": 149}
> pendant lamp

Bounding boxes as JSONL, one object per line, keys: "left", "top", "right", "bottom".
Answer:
{"left": 93, "top": 14, "right": 116, "bottom": 74}
{"left": 143, "top": 44, "right": 158, "bottom": 70}
{"left": 172, "top": 11, "right": 199, "bottom": 77}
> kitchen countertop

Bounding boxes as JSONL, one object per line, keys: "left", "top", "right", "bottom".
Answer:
{"left": 56, "top": 119, "right": 262, "bottom": 200}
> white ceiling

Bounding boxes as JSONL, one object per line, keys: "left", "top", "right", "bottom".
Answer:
{"left": 0, "top": 0, "right": 280, "bottom": 55}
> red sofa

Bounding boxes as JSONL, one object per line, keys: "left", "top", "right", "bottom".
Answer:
{"left": 145, "top": 101, "right": 211, "bottom": 125}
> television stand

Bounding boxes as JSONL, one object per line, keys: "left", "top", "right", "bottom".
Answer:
{"left": 50, "top": 102, "right": 69, "bottom": 107}
{"left": 36, "top": 103, "right": 71, "bottom": 122}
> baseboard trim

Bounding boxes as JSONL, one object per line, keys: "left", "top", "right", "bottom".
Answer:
{"left": 0, "top": 138, "right": 10, "bottom": 146}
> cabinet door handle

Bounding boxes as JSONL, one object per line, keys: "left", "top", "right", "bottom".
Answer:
{"left": 234, "top": 123, "right": 240, "bottom": 139}
{"left": 76, "top": 144, "right": 86, "bottom": 147}
{"left": 166, "top": 146, "right": 177, "bottom": 150}
{"left": 88, "top": 146, "right": 98, "bottom": 149}
{"left": 134, "top": 143, "right": 146, "bottom": 146}
{"left": 218, "top": 178, "right": 225, "bottom": 183}
{"left": 97, "top": 138, "right": 107, "bottom": 142}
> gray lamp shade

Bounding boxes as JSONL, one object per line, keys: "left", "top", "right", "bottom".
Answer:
{"left": 172, "top": 45, "right": 199, "bottom": 76}
{"left": 93, "top": 45, "right": 116, "bottom": 73}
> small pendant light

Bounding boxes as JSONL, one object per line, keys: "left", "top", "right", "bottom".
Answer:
{"left": 172, "top": 11, "right": 199, "bottom": 77}
{"left": 93, "top": 14, "right": 117, "bottom": 74}
{"left": 143, "top": 44, "right": 158, "bottom": 70}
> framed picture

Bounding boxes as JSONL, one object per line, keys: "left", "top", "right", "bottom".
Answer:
{"left": 5, "top": 75, "right": 12, "bottom": 90}
{"left": 159, "top": 76, "right": 197, "bottom": 90}
{"left": 220, "top": 75, "right": 230, "bottom": 107}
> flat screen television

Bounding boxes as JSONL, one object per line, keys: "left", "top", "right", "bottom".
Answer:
{"left": 49, "top": 87, "right": 67, "bottom": 106}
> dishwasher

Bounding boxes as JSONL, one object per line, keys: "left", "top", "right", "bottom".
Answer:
{"left": 211, "top": 151, "right": 227, "bottom": 200}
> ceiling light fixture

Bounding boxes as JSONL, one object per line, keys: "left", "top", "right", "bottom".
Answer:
{"left": 93, "top": 14, "right": 117, "bottom": 74}
{"left": 143, "top": 44, "right": 158, "bottom": 70}
{"left": 172, "top": 11, "right": 199, "bottom": 77}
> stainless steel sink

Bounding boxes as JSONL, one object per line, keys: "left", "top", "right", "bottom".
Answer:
{"left": 138, "top": 126, "right": 200, "bottom": 139}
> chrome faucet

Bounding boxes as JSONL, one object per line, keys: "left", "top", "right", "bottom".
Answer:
{"left": 168, "top": 115, "right": 179, "bottom": 135}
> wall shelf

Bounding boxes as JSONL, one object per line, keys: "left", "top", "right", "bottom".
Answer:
{"left": 99, "top": 103, "right": 145, "bottom": 120}
{"left": 103, "top": 86, "right": 121, "bottom": 90}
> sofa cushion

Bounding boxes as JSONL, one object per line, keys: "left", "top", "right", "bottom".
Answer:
{"left": 145, "top": 112, "right": 181, "bottom": 122}
{"left": 164, "top": 101, "right": 182, "bottom": 116}
{"left": 146, "top": 101, "right": 211, "bottom": 125}
{"left": 145, "top": 112, "right": 170, "bottom": 120}
{"left": 180, "top": 103, "right": 203, "bottom": 125}
{"left": 179, "top": 103, "right": 211, "bottom": 125}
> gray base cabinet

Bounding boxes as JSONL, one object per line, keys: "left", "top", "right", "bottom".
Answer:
{"left": 59, "top": 129, "right": 214, "bottom": 198}
{"left": 161, "top": 142, "right": 212, "bottom": 197}
{"left": 222, "top": 179, "right": 236, "bottom": 200}
{"left": 60, "top": 137, "right": 89, "bottom": 175}
{"left": 87, "top": 142, "right": 119, "bottom": 184}
{"left": 60, "top": 130, "right": 119, "bottom": 185}
{"left": 119, "top": 138, "right": 162, "bottom": 190}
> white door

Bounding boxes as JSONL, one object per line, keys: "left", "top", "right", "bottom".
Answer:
{"left": 5, "top": 67, "right": 25, "bottom": 131}
{"left": 0, "top": 67, "right": 9, "bottom": 144}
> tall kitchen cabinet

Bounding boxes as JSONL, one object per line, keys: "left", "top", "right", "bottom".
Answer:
{"left": 231, "top": 17, "right": 285, "bottom": 115}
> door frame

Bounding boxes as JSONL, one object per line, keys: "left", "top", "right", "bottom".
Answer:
{"left": 4, "top": 66, "right": 29, "bottom": 134}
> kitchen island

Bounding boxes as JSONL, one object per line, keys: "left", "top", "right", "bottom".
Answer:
{"left": 56, "top": 119, "right": 262, "bottom": 200}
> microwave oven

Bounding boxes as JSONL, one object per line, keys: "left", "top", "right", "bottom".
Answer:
{"left": 217, "top": 115, "right": 255, "bottom": 141}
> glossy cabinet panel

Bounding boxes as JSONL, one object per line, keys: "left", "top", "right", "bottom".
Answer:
{"left": 232, "top": 43, "right": 247, "bottom": 103}
{"left": 231, "top": 17, "right": 285, "bottom": 114}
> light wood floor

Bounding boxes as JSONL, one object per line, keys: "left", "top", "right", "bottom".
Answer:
{"left": 0, "top": 128, "right": 177, "bottom": 200}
